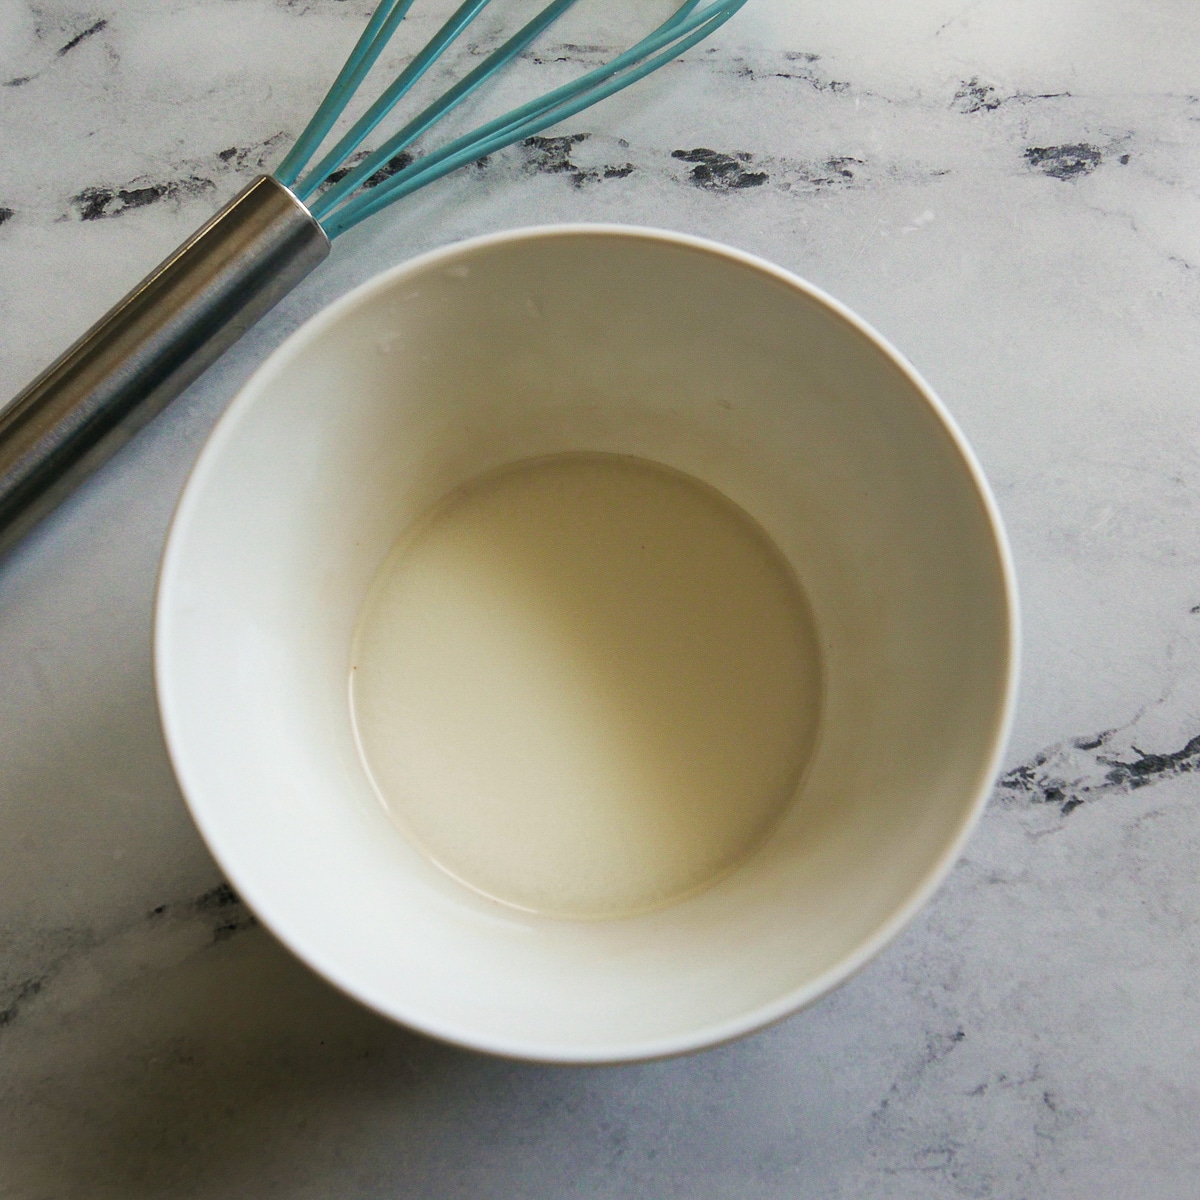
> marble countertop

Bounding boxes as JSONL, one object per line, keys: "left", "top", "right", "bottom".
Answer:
{"left": 2, "top": 1, "right": 1199, "bottom": 1195}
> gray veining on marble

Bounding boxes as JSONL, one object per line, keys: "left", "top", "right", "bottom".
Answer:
{"left": 2, "top": 1, "right": 1200, "bottom": 1196}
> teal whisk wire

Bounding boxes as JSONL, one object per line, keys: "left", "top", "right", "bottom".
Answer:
{"left": 307, "top": 0, "right": 586, "bottom": 220}
{"left": 293, "top": 0, "right": 497, "bottom": 202}
{"left": 275, "top": 0, "right": 417, "bottom": 188}
{"left": 309, "top": 0, "right": 706, "bottom": 224}
{"left": 324, "top": 3, "right": 736, "bottom": 237}
{"left": 273, "top": 0, "right": 748, "bottom": 240}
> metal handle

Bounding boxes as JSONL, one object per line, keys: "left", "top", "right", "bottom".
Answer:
{"left": 0, "top": 174, "right": 330, "bottom": 557}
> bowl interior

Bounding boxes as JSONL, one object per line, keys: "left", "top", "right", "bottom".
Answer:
{"left": 156, "top": 227, "right": 1015, "bottom": 1061}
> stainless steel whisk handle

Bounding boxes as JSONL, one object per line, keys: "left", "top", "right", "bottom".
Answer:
{"left": 0, "top": 175, "right": 329, "bottom": 558}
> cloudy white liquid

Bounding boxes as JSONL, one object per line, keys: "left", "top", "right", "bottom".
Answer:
{"left": 350, "top": 453, "right": 822, "bottom": 919}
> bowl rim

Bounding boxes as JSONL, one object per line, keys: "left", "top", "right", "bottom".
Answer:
{"left": 155, "top": 222, "right": 1020, "bottom": 1064}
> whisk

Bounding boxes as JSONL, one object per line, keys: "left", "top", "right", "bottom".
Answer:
{"left": 0, "top": 0, "right": 748, "bottom": 556}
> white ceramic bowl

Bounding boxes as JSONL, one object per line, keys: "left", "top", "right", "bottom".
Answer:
{"left": 156, "top": 226, "right": 1018, "bottom": 1062}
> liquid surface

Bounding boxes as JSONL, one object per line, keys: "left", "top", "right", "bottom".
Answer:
{"left": 351, "top": 454, "right": 822, "bottom": 919}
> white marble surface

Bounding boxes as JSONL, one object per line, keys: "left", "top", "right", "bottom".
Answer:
{"left": 2, "top": 0, "right": 1200, "bottom": 1195}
